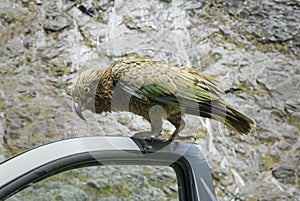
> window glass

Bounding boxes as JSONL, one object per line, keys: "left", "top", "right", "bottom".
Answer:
{"left": 7, "top": 165, "right": 179, "bottom": 201}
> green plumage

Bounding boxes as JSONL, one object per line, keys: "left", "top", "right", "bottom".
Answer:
{"left": 72, "top": 56, "right": 256, "bottom": 140}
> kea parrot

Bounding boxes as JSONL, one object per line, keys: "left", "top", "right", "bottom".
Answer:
{"left": 72, "top": 56, "right": 256, "bottom": 141}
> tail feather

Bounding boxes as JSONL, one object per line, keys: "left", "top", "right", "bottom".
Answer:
{"left": 222, "top": 105, "right": 256, "bottom": 135}
{"left": 185, "top": 100, "right": 256, "bottom": 135}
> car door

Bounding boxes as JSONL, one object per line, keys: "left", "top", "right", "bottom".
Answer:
{"left": 0, "top": 137, "right": 217, "bottom": 201}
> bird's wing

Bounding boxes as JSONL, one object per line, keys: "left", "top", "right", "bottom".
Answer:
{"left": 111, "top": 59, "right": 222, "bottom": 107}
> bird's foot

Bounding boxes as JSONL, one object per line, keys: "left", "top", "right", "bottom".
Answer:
{"left": 132, "top": 131, "right": 153, "bottom": 140}
{"left": 169, "top": 135, "right": 196, "bottom": 143}
{"left": 132, "top": 131, "right": 168, "bottom": 153}
{"left": 140, "top": 140, "right": 153, "bottom": 153}
{"left": 132, "top": 132, "right": 155, "bottom": 153}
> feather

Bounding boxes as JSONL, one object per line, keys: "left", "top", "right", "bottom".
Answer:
{"left": 111, "top": 58, "right": 255, "bottom": 135}
{"left": 73, "top": 56, "right": 256, "bottom": 140}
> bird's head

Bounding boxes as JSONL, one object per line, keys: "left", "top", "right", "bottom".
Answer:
{"left": 72, "top": 68, "right": 103, "bottom": 120}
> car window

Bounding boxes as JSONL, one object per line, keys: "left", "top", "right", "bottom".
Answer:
{"left": 6, "top": 165, "right": 179, "bottom": 201}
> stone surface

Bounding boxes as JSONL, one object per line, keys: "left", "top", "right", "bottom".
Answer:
{"left": 0, "top": 0, "right": 299, "bottom": 200}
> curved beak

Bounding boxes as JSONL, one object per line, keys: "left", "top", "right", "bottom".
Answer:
{"left": 74, "top": 102, "right": 86, "bottom": 121}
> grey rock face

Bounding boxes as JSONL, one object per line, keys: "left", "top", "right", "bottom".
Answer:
{"left": 44, "top": 14, "right": 71, "bottom": 33}
{"left": 0, "top": 0, "right": 299, "bottom": 200}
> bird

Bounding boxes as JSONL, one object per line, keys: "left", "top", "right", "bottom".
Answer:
{"left": 72, "top": 55, "right": 256, "bottom": 141}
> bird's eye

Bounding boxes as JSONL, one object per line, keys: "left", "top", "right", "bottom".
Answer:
{"left": 83, "top": 87, "right": 90, "bottom": 93}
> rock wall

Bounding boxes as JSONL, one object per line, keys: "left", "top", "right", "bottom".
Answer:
{"left": 0, "top": 0, "right": 299, "bottom": 200}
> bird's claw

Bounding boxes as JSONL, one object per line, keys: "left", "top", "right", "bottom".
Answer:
{"left": 132, "top": 132, "right": 153, "bottom": 140}
{"left": 132, "top": 133, "right": 153, "bottom": 153}
{"left": 132, "top": 132, "right": 170, "bottom": 153}
{"left": 171, "top": 135, "right": 196, "bottom": 142}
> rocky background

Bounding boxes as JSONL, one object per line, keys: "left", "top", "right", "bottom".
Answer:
{"left": 0, "top": 0, "right": 299, "bottom": 200}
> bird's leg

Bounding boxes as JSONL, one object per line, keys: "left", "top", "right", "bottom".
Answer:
{"left": 168, "top": 118, "right": 196, "bottom": 142}
{"left": 132, "top": 105, "right": 165, "bottom": 153}
{"left": 168, "top": 118, "right": 185, "bottom": 141}
{"left": 132, "top": 105, "right": 164, "bottom": 140}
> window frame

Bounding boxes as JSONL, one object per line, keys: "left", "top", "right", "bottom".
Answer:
{"left": 0, "top": 137, "right": 216, "bottom": 201}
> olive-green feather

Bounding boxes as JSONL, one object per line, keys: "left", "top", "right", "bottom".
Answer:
{"left": 111, "top": 57, "right": 255, "bottom": 135}
{"left": 112, "top": 58, "right": 221, "bottom": 105}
